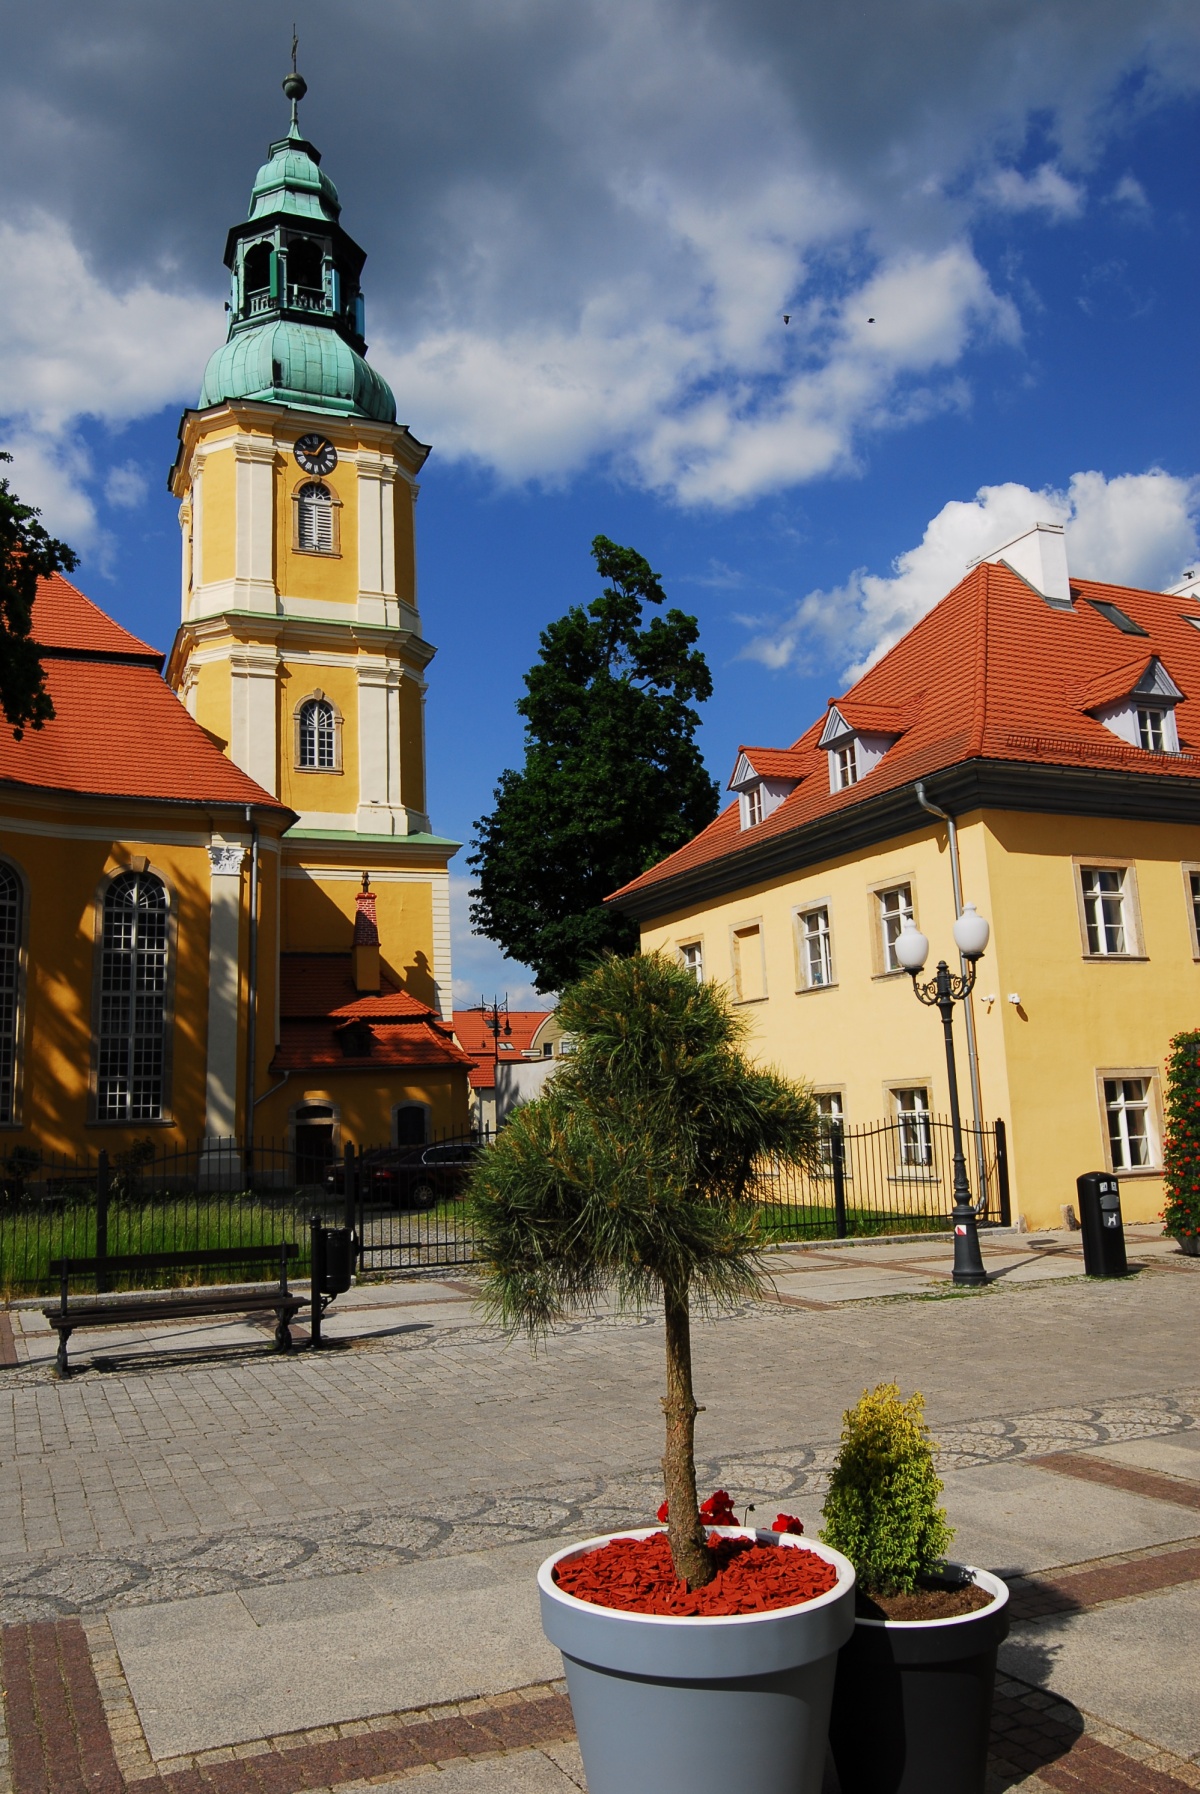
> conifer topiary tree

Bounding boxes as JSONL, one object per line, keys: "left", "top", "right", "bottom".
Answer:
{"left": 1162, "top": 1029, "right": 1200, "bottom": 1248}
{"left": 469, "top": 952, "right": 820, "bottom": 1589}
{"left": 820, "top": 1383, "right": 952, "bottom": 1596}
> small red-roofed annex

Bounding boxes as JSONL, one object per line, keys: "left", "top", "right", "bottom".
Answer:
{"left": 608, "top": 524, "right": 1200, "bottom": 1231}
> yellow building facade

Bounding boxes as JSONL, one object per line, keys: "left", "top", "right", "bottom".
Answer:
{"left": 615, "top": 533, "right": 1200, "bottom": 1230}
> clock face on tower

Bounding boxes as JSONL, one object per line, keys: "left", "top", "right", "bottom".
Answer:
{"left": 294, "top": 434, "right": 338, "bottom": 476}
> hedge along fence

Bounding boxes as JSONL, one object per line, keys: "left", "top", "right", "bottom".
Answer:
{"left": 1162, "top": 1029, "right": 1200, "bottom": 1248}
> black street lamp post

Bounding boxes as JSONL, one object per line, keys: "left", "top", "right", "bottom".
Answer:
{"left": 894, "top": 905, "right": 991, "bottom": 1287}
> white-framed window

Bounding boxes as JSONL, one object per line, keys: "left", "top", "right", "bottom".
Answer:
{"left": 834, "top": 742, "right": 859, "bottom": 790}
{"left": 878, "top": 883, "right": 914, "bottom": 973}
{"left": 97, "top": 871, "right": 168, "bottom": 1122}
{"left": 297, "top": 696, "right": 338, "bottom": 770}
{"left": 815, "top": 1090, "right": 845, "bottom": 1167}
{"left": 1102, "top": 1076, "right": 1156, "bottom": 1170}
{"left": 1137, "top": 707, "right": 1167, "bottom": 752}
{"left": 745, "top": 785, "right": 764, "bottom": 827}
{"left": 0, "top": 861, "right": 21, "bottom": 1124}
{"left": 1185, "top": 866, "right": 1200, "bottom": 957}
{"left": 679, "top": 940, "right": 704, "bottom": 983}
{"left": 893, "top": 1086, "right": 932, "bottom": 1168}
{"left": 1080, "top": 866, "right": 1130, "bottom": 956}
{"left": 796, "top": 905, "right": 833, "bottom": 989}
{"left": 731, "top": 922, "right": 766, "bottom": 1002}
{"left": 295, "top": 480, "right": 338, "bottom": 553}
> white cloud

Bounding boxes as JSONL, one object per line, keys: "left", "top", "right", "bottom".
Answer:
{"left": 1110, "top": 173, "right": 1150, "bottom": 214}
{"left": 0, "top": 214, "right": 219, "bottom": 434}
{"left": 978, "top": 162, "right": 1085, "bottom": 219}
{"left": 740, "top": 468, "right": 1200, "bottom": 678}
{"left": 103, "top": 461, "right": 148, "bottom": 508}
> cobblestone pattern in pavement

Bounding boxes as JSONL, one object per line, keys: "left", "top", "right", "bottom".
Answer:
{"left": 1, "top": 1391, "right": 1195, "bottom": 1622}
{"left": 3, "top": 1612, "right": 1199, "bottom": 1794}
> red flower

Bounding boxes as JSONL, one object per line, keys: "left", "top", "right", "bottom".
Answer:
{"left": 700, "top": 1489, "right": 738, "bottom": 1526}
{"left": 656, "top": 1500, "right": 669, "bottom": 1523}
{"left": 772, "top": 1514, "right": 805, "bottom": 1536}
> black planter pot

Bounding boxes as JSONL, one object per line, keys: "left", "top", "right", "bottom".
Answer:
{"left": 828, "top": 1565, "right": 1009, "bottom": 1794}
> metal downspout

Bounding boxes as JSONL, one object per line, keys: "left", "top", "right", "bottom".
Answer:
{"left": 244, "top": 806, "right": 260, "bottom": 1143}
{"left": 914, "top": 781, "right": 989, "bottom": 1209}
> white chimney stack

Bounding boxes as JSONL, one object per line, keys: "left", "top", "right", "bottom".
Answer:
{"left": 970, "top": 521, "right": 1071, "bottom": 605}
{"left": 1165, "top": 569, "right": 1200, "bottom": 600}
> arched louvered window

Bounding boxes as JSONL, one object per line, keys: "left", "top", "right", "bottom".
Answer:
{"left": 97, "top": 872, "right": 169, "bottom": 1121}
{"left": 298, "top": 698, "right": 337, "bottom": 769}
{"left": 0, "top": 863, "right": 21, "bottom": 1124}
{"left": 296, "top": 480, "right": 335, "bottom": 553}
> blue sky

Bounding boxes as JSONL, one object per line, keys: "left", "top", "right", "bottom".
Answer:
{"left": 1, "top": 3, "right": 1197, "bottom": 1005}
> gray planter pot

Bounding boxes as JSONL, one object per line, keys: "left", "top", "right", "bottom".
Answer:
{"left": 1179, "top": 1233, "right": 1199, "bottom": 1257}
{"left": 538, "top": 1526, "right": 856, "bottom": 1794}
{"left": 828, "top": 1564, "right": 1009, "bottom": 1794}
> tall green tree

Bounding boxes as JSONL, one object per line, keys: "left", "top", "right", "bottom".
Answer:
{"left": 0, "top": 453, "right": 78, "bottom": 740}
{"left": 469, "top": 536, "right": 719, "bottom": 992}
{"left": 470, "top": 953, "right": 821, "bottom": 1589}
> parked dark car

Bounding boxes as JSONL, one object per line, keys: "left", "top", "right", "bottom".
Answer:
{"left": 324, "top": 1140, "right": 483, "bottom": 1209}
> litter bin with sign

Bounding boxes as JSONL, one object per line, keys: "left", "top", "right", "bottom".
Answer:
{"left": 1076, "top": 1172, "right": 1128, "bottom": 1277}
{"left": 309, "top": 1218, "right": 358, "bottom": 1344}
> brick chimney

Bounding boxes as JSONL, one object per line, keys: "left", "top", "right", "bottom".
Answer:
{"left": 353, "top": 873, "right": 381, "bottom": 993}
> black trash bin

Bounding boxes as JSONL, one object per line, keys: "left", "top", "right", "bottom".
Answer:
{"left": 312, "top": 1223, "right": 356, "bottom": 1296}
{"left": 1076, "top": 1172, "right": 1128, "bottom": 1277}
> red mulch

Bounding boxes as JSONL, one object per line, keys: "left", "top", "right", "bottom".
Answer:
{"left": 552, "top": 1532, "right": 839, "bottom": 1617}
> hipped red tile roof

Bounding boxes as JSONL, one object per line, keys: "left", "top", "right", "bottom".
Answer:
{"left": 612, "top": 564, "right": 1200, "bottom": 911}
{"left": 0, "top": 576, "right": 287, "bottom": 811}
{"left": 274, "top": 955, "right": 474, "bottom": 1074}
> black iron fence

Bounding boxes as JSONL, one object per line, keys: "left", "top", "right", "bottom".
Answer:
{"left": 0, "top": 1116, "right": 1009, "bottom": 1296}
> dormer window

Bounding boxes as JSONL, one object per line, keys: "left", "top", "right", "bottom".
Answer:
{"left": 818, "top": 704, "right": 904, "bottom": 794}
{"left": 1083, "top": 656, "right": 1183, "bottom": 755}
{"left": 727, "top": 746, "right": 805, "bottom": 831}
{"left": 834, "top": 742, "right": 858, "bottom": 790}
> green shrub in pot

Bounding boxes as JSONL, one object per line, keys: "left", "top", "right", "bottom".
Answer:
{"left": 820, "top": 1382, "right": 952, "bottom": 1596}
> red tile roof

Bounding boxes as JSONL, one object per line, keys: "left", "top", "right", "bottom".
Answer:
{"left": 0, "top": 576, "right": 287, "bottom": 812}
{"left": 33, "top": 573, "right": 161, "bottom": 660}
{"left": 1077, "top": 655, "right": 1160, "bottom": 712}
{"left": 731, "top": 747, "right": 807, "bottom": 784}
{"left": 273, "top": 955, "right": 474, "bottom": 1074}
{"left": 612, "top": 564, "right": 1200, "bottom": 912}
{"left": 451, "top": 1009, "right": 553, "bottom": 1090}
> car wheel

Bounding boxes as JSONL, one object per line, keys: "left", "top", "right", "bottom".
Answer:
{"left": 409, "top": 1180, "right": 437, "bottom": 1210}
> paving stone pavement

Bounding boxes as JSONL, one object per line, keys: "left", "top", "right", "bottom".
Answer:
{"left": 1, "top": 1235, "right": 1198, "bottom": 1791}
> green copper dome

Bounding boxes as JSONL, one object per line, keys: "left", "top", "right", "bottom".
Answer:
{"left": 200, "top": 80, "right": 395, "bottom": 424}
{"left": 199, "top": 319, "right": 396, "bottom": 422}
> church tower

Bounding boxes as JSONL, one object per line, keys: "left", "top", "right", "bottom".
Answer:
{"left": 167, "top": 69, "right": 454, "bottom": 1019}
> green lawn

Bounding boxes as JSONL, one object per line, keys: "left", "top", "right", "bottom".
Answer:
{"left": 0, "top": 1197, "right": 312, "bottom": 1298}
{"left": 753, "top": 1202, "right": 949, "bottom": 1242}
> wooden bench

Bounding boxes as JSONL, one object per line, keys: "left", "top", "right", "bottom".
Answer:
{"left": 43, "top": 1244, "right": 306, "bottom": 1376}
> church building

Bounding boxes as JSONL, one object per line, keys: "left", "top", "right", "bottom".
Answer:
{"left": 0, "top": 75, "right": 472, "bottom": 1165}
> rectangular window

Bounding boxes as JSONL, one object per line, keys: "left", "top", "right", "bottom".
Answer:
{"left": 731, "top": 923, "right": 766, "bottom": 1002}
{"left": 1103, "top": 1077, "right": 1154, "bottom": 1170}
{"left": 893, "top": 1087, "right": 932, "bottom": 1168}
{"left": 1137, "top": 707, "right": 1165, "bottom": 752}
{"left": 1188, "top": 869, "right": 1200, "bottom": 956}
{"left": 679, "top": 941, "right": 704, "bottom": 983}
{"left": 878, "top": 884, "right": 914, "bottom": 973}
{"left": 1080, "top": 867, "right": 1128, "bottom": 955}
{"left": 834, "top": 742, "right": 858, "bottom": 790}
{"left": 745, "top": 785, "right": 763, "bottom": 827}
{"left": 796, "top": 906, "right": 833, "bottom": 988}
{"left": 815, "top": 1090, "right": 844, "bottom": 1167}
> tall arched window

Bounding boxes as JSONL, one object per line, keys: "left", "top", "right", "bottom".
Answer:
{"left": 296, "top": 481, "right": 335, "bottom": 552}
{"left": 97, "top": 872, "right": 169, "bottom": 1122}
{"left": 0, "top": 863, "right": 21, "bottom": 1124}
{"left": 298, "top": 698, "right": 337, "bottom": 769}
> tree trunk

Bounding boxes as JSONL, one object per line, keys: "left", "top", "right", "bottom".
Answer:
{"left": 661, "top": 1278, "right": 716, "bottom": 1589}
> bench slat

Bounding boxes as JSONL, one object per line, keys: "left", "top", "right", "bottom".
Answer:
{"left": 50, "top": 1244, "right": 298, "bottom": 1275}
{"left": 43, "top": 1293, "right": 306, "bottom": 1326}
